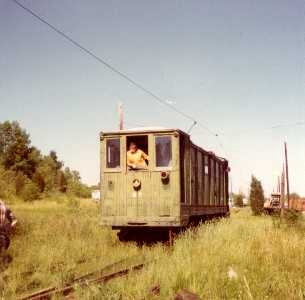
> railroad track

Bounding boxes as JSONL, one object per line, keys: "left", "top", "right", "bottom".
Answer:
{"left": 19, "top": 256, "right": 146, "bottom": 300}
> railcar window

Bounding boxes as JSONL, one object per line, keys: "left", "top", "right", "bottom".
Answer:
{"left": 190, "top": 148, "right": 197, "bottom": 204}
{"left": 155, "top": 136, "right": 172, "bottom": 167}
{"left": 197, "top": 152, "right": 203, "bottom": 204}
{"left": 126, "top": 135, "right": 149, "bottom": 170}
{"left": 106, "top": 138, "right": 120, "bottom": 168}
{"left": 215, "top": 161, "right": 220, "bottom": 204}
{"left": 220, "top": 164, "right": 224, "bottom": 205}
{"left": 210, "top": 158, "right": 214, "bottom": 205}
{"left": 204, "top": 155, "right": 209, "bottom": 205}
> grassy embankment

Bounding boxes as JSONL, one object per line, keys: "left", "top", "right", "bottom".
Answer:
{"left": 1, "top": 199, "right": 305, "bottom": 299}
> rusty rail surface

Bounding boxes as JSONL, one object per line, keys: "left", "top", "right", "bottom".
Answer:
{"left": 19, "top": 258, "right": 146, "bottom": 300}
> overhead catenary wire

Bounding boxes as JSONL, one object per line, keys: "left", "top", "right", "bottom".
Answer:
{"left": 220, "top": 121, "right": 305, "bottom": 137}
{"left": 9, "top": 0, "right": 219, "bottom": 137}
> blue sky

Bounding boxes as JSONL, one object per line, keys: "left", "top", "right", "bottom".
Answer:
{"left": 1, "top": 0, "right": 305, "bottom": 195}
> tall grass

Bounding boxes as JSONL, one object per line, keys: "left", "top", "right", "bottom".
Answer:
{"left": 0, "top": 198, "right": 150, "bottom": 299}
{"left": 1, "top": 202, "right": 305, "bottom": 300}
{"left": 83, "top": 209, "right": 305, "bottom": 300}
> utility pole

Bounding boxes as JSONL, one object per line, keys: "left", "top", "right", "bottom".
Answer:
{"left": 118, "top": 102, "right": 124, "bottom": 130}
{"left": 284, "top": 142, "right": 290, "bottom": 209}
{"left": 277, "top": 176, "right": 280, "bottom": 193}
{"left": 280, "top": 165, "right": 285, "bottom": 218}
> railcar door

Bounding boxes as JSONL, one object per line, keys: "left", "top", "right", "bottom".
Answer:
{"left": 125, "top": 134, "right": 152, "bottom": 219}
{"left": 151, "top": 134, "right": 180, "bottom": 220}
{"left": 124, "top": 133, "right": 179, "bottom": 222}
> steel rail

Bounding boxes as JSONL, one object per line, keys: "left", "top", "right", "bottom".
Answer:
{"left": 19, "top": 260, "right": 145, "bottom": 300}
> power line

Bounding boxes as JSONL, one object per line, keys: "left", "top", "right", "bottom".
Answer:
{"left": 9, "top": 0, "right": 218, "bottom": 137}
{"left": 221, "top": 121, "right": 305, "bottom": 137}
{"left": 197, "top": 121, "right": 218, "bottom": 136}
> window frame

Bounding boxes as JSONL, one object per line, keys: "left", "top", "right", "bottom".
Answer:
{"left": 203, "top": 154, "right": 209, "bottom": 205}
{"left": 154, "top": 134, "right": 173, "bottom": 171}
{"left": 215, "top": 160, "right": 220, "bottom": 205}
{"left": 209, "top": 157, "right": 214, "bottom": 206}
{"left": 104, "top": 137, "right": 121, "bottom": 172}
{"left": 126, "top": 134, "right": 150, "bottom": 172}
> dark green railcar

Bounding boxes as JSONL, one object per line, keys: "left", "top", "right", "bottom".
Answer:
{"left": 100, "top": 127, "right": 229, "bottom": 234}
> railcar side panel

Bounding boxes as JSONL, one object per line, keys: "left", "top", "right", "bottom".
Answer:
{"left": 197, "top": 153, "right": 204, "bottom": 205}
{"left": 180, "top": 141, "right": 229, "bottom": 223}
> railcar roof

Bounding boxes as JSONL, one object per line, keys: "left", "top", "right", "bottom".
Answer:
{"left": 100, "top": 127, "right": 189, "bottom": 136}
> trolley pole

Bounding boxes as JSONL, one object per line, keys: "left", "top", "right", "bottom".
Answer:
{"left": 284, "top": 142, "right": 290, "bottom": 209}
{"left": 118, "top": 102, "right": 124, "bottom": 130}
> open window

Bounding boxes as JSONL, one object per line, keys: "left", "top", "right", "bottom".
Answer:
{"left": 106, "top": 138, "right": 120, "bottom": 169}
{"left": 155, "top": 136, "right": 172, "bottom": 168}
{"left": 126, "top": 135, "right": 149, "bottom": 170}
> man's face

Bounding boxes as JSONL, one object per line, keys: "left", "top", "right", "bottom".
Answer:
{"left": 129, "top": 144, "right": 137, "bottom": 153}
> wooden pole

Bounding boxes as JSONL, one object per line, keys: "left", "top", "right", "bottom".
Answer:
{"left": 280, "top": 165, "right": 285, "bottom": 218}
{"left": 284, "top": 142, "right": 290, "bottom": 209}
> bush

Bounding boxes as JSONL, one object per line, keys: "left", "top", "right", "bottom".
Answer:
{"left": 283, "top": 209, "right": 304, "bottom": 228}
{"left": 67, "top": 182, "right": 91, "bottom": 199}
{"left": 233, "top": 194, "right": 244, "bottom": 207}
{"left": 0, "top": 167, "right": 20, "bottom": 203}
{"left": 249, "top": 175, "right": 265, "bottom": 215}
{"left": 19, "top": 179, "right": 40, "bottom": 202}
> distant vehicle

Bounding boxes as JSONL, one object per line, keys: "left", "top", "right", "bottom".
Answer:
{"left": 264, "top": 193, "right": 281, "bottom": 214}
{"left": 100, "top": 127, "right": 230, "bottom": 240}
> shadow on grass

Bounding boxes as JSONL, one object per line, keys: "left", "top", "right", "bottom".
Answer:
{"left": 117, "top": 228, "right": 180, "bottom": 246}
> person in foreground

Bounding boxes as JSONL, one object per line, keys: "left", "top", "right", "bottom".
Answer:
{"left": 0, "top": 199, "right": 17, "bottom": 252}
{"left": 127, "top": 142, "right": 149, "bottom": 170}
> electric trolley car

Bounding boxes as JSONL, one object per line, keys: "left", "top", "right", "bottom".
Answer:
{"left": 100, "top": 127, "right": 229, "bottom": 239}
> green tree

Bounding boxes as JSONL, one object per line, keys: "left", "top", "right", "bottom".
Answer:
{"left": 49, "top": 150, "right": 63, "bottom": 170}
{"left": 0, "top": 121, "right": 33, "bottom": 175}
{"left": 27, "top": 147, "right": 42, "bottom": 177}
{"left": 249, "top": 175, "right": 265, "bottom": 215}
{"left": 56, "top": 170, "right": 67, "bottom": 193}
{"left": 19, "top": 178, "right": 40, "bottom": 202}
{"left": 64, "top": 167, "right": 90, "bottom": 198}
{"left": 0, "top": 166, "right": 16, "bottom": 200}
{"left": 15, "top": 171, "right": 27, "bottom": 195}
{"left": 233, "top": 193, "right": 244, "bottom": 207}
{"left": 32, "top": 171, "right": 45, "bottom": 193}
{"left": 36, "top": 154, "right": 59, "bottom": 192}
{"left": 0, "top": 120, "right": 89, "bottom": 200}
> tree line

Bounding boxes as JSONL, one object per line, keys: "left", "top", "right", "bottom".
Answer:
{"left": 0, "top": 121, "right": 90, "bottom": 201}
{"left": 232, "top": 175, "right": 265, "bottom": 214}
{"left": 233, "top": 176, "right": 302, "bottom": 215}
